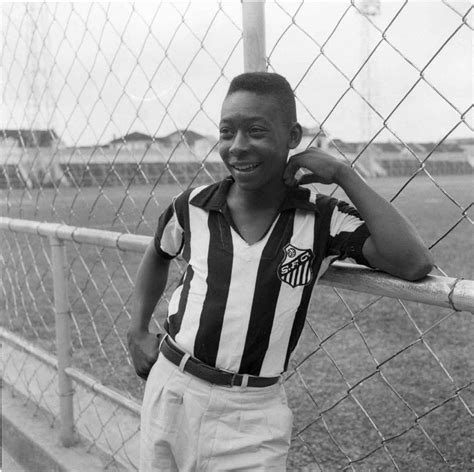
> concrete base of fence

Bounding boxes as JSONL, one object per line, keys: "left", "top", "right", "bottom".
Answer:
{"left": 2, "top": 387, "right": 112, "bottom": 472}
{"left": 1, "top": 333, "right": 141, "bottom": 470}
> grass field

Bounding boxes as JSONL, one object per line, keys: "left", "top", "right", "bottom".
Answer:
{"left": 1, "top": 174, "right": 473, "bottom": 471}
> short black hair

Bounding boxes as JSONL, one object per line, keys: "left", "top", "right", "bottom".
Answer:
{"left": 226, "top": 72, "right": 297, "bottom": 124}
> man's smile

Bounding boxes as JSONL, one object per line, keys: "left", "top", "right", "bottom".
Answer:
{"left": 229, "top": 163, "right": 261, "bottom": 173}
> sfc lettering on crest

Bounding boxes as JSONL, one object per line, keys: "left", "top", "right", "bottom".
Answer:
{"left": 278, "top": 244, "right": 315, "bottom": 287}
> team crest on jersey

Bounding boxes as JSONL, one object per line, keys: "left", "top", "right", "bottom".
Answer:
{"left": 278, "top": 244, "right": 315, "bottom": 287}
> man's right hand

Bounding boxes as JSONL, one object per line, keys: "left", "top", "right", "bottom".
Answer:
{"left": 127, "top": 329, "right": 162, "bottom": 380}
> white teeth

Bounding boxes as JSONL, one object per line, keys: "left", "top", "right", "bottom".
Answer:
{"left": 232, "top": 163, "right": 259, "bottom": 171}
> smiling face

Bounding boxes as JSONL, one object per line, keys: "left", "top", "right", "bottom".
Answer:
{"left": 218, "top": 90, "right": 300, "bottom": 193}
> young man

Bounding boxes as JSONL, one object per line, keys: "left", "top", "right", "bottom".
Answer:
{"left": 128, "top": 72, "right": 433, "bottom": 471}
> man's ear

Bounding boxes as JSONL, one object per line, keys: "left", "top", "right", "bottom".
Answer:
{"left": 288, "top": 123, "right": 303, "bottom": 149}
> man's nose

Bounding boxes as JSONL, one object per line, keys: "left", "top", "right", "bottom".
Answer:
{"left": 229, "top": 130, "right": 249, "bottom": 155}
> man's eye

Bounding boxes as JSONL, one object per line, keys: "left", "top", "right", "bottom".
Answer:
{"left": 219, "top": 128, "right": 233, "bottom": 139}
{"left": 249, "top": 128, "right": 266, "bottom": 136}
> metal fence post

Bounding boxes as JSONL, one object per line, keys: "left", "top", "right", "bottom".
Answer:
{"left": 242, "top": 0, "right": 267, "bottom": 72}
{"left": 49, "top": 235, "right": 76, "bottom": 447}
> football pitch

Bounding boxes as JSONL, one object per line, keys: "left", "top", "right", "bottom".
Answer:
{"left": 2, "top": 173, "right": 473, "bottom": 470}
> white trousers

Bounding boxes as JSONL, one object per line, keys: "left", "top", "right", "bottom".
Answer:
{"left": 140, "top": 355, "right": 293, "bottom": 471}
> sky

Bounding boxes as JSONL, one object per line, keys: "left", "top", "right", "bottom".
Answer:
{"left": 2, "top": 0, "right": 472, "bottom": 146}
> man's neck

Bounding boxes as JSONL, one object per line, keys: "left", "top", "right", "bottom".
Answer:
{"left": 228, "top": 180, "right": 287, "bottom": 211}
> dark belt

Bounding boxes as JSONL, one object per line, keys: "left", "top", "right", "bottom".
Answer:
{"left": 159, "top": 335, "right": 280, "bottom": 388}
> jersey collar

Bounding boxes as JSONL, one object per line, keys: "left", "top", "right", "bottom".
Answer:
{"left": 190, "top": 176, "right": 320, "bottom": 214}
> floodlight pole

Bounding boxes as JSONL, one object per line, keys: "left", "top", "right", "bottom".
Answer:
{"left": 242, "top": 0, "right": 267, "bottom": 72}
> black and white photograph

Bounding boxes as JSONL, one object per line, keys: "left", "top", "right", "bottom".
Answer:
{"left": 1, "top": 1, "right": 472, "bottom": 471}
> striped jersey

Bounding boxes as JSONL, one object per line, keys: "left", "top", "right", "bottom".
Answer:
{"left": 155, "top": 177, "right": 371, "bottom": 377}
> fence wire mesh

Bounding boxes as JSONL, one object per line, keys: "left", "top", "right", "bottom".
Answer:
{"left": 1, "top": 1, "right": 473, "bottom": 471}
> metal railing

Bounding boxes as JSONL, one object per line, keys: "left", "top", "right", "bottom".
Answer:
{"left": 2, "top": 216, "right": 473, "bottom": 469}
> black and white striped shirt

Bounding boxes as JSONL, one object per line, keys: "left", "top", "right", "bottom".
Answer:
{"left": 155, "top": 177, "right": 371, "bottom": 377}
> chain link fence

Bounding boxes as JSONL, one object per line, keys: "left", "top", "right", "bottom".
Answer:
{"left": 1, "top": 1, "right": 473, "bottom": 470}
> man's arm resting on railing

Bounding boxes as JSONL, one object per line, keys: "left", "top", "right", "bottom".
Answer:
{"left": 333, "top": 162, "right": 434, "bottom": 280}
{"left": 284, "top": 151, "right": 434, "bottom": 281}
{"left": 127, "top": 240, "right": 170, "bottom": 380}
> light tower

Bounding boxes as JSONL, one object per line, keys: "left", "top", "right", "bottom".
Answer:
{"left": 25, "top": 2, "right": 55, "bottom": 134}
{"left": 22, "top": 3, "right": 66, "bottom": 187}
{"left": 356, "top": 0, "right": 382, "bottom": 177}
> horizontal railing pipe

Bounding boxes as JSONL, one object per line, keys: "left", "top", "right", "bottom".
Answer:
{"left": 1, "top": 216, "right": 473, "bottom": 313}
{"left": 0, "top": 327, "right": 58, "bottom": 370}
{"left": 0, "top": 217, "right": 149, "bottom": 252}
{"left": 65, "top": 367, "right": 141, "bottom": 417}
{"left": 0, "top": 328, "right": 141, "bottom": 417}
{"left": 320, "top": 262, "right": 474, "bottom": 313}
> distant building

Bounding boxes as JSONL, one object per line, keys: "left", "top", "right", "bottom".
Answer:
{"left": 108, "top": 129, "right": 218, "bottom": 162}
{"left": 159, "top": 129, "right": 218, "bottom": 161}
{"left": 401, "top": 141, "right": 466, "bottom": 160}
{"left": 1, "top": 129, "right": 60, "bottom": 148}
{"left": 329, "top": 140, "right": 403, "bottom": 177}
{"left": 298, "top": 126, "right": 329, "bottom": 151}
{"left": 159, "top": 129, "right": 209, "bottom": 148}
{"left": 0, "top": 128, "right": 67, "bottom": 187}
{"left": 450, "top": 137, "right": 473, "bottom": 157}
{"left": 109, "top": 131, "right": 155, "bottom": 151}
{"left": 102, "top": 129, "right": 471, "bottom": 174}
{"left": 331, "top": 139, "right": 360, "bottom": 156}
{"left": 373, "top": 142, "right": 403, "bottom": 154}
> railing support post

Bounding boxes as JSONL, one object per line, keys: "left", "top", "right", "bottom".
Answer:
{"left": 242, "top": 0, "right": 267, "bottom": 72}
{"left": 49, "top": 235, "right": 76, "bottom": 447}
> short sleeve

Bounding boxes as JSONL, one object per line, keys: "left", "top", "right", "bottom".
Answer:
{"left": 327, "top": 199, "right": 372, "bottom": 267}
{"left": 154, "top": 198, "right": 184, "bottom": 259}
